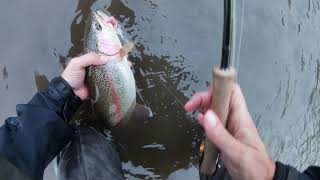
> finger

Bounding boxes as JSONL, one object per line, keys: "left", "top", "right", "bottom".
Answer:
{"left": 230, "top": 84, "right": 247, "bottom": 112}
{"left": 202, "top": 110, "right": 247, "bottom": 158}
{"left": 197, "top": 113, "right": 204, "bottom": 125}
{"left": 184, "top": 91, "right": 212, "bottom": 112}
{"left": 228, "top": 84, "right": 255, "bottom": 129}
{"left": 75, "top": 86, "right": 89, "bottom": 100}
{"left": 73, "top": 53, "right": 110, "bottom": 69}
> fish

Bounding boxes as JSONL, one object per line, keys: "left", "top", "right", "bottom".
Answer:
{"left": 84, "top": 10, "right": 139, "bottom": 127}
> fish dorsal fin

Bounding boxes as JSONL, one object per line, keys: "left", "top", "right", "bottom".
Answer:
{"left": 119, "top": 42, "right": 134, "bottom": 58}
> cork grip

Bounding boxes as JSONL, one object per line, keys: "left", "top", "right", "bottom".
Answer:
{"left": 200, "top": 66, "right": 236, "bottom": 175}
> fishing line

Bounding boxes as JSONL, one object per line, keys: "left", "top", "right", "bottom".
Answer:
{"left": 236, "top": 0, "right": 245, "bottom": 82}
{"left": 136, "top": 87, "right": 151, "bottom": 108}
{"left": 154, "top": 75, "right": 186, "bottom": 108}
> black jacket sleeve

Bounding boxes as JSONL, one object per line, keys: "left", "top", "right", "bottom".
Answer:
{"left": 0, "top": 76, "right": 82, "bottom": 180}
{"left": 274, "top": 161, "right": 320, "bottom": 180}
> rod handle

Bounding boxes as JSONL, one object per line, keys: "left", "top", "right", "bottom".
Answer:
{"left": 200, "top": 66, "right": 236, "bottom": 175}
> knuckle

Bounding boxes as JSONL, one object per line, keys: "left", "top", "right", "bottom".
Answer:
{"left": 69, "top": 58, "right": 80, "bottom": 67}
{"left": 68, "top": 58, "right": 75, "bottom": 66}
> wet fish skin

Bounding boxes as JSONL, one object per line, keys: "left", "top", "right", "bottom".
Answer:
{"left": 84, "top": 10, "right": 136, "bottom": 127}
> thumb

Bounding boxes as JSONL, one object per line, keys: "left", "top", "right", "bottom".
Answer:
{"left": 202, "top": 110, "right": 247, "bottom": 158}
{"left": 75, "top": 53, "right": 110, "bottom": 69}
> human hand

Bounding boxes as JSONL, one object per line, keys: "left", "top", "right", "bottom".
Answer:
{"left": 61, "top": 53, "right": 109, "bottom": 100}
{"left": 184, "top": 84, "right": 275, "bottom": 180}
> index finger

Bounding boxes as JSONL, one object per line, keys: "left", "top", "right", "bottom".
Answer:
{"left": 73, "top": 53, "right": 110, "bottom": 68}
{"left": 184, "top": 86, "right": 213, "bottom": 112}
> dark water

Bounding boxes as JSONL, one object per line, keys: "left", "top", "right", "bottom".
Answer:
{"left": 0, "top": 0, "right": 320, "bottom": 179}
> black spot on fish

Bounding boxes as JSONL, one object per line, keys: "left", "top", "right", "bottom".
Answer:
{"left": 95, "top": 23, "right": 102, "bottom": 31}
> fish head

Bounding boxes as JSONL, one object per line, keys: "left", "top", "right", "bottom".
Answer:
{"left": 84, "top": 10, "right": 122, "bottom": 55}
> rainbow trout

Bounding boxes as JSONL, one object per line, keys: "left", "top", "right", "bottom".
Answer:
{"left": 84, "top": 10, "right": 137, "bottom": 127}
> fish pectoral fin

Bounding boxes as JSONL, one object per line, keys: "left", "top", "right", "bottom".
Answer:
{"left": 122, "top": 104, "right": 153, "bottom": 128}
{"left": 119, "top": 42, "right": 134, "bottom": 59}
{"left": 133, "top": 104, "right": 153, "bottom": 119}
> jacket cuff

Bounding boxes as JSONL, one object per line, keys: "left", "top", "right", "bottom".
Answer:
{"left": 50, "top": 76, "right": 82, "bottom": 121}
{"left": 51, "top": 76, "right": 75, "bottom": 101}
{"left": 273, "top": 161, "right": 300, "bottom": 180}
{"left": 274, "top": 162, "right": 288, "bottom": 180}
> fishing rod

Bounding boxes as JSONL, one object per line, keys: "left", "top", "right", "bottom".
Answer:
{"left": 199, "top": 0, "right": 237, "bottom": 176}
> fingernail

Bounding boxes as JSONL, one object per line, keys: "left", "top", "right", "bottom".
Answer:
{"left": 204, "top": 111, "right": 217, "bottom": 129}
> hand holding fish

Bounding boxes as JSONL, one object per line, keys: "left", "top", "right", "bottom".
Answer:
{"left": 61, "top": 53, "right": 109, "bottom": 100}
{"left": 184, "top": 84, "right": 276, "bottom": 180}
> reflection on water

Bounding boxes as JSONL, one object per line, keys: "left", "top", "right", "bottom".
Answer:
{"left": 2, "top": 66, "right": 8, "bottom": 80}
{"left": 142, "top": 143, "right": 166, "bottom": 151}
{"left": 167, "top": 165, "right": 198, "bottom": 180}
{"left": 1, "top": 66, "right": 8, "bottom": 91}
{"left": 0, "top": 0, "right": 320, "bottom": 179}
{"left": 68, "top": 0, "right": 98, "bottom": 58}
{"left": 53, "top": 48, "right": 69, "bottom": 69}
{"left": 34, "top": 72, "right": 49, "bottom": 91}
{"left": 2, "top": 66, "right": 8, "bottom": 91}
{"left": 122, "top": 161, "right": 161, "bottom": 179}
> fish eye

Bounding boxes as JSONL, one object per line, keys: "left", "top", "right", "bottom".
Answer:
{"left": 95, "top": 23, "right": 102, "bottom": 31}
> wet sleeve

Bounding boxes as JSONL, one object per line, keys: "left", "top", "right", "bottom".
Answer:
{"left": 273, "top": 161, "right": 320, "bottom": 180}
{"left": 0, "top": 76, "right": 82, "bottom": 180}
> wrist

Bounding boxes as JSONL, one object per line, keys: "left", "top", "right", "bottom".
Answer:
{"left": 267, "top": 158, "right": 276, "bottom": 180}
{"left": 50, "top": 76, "right": 82, "bottom": 121}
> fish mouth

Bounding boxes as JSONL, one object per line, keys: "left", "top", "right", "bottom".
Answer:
{"left": 93, "top": 10, "right": 109, "bottom": 25}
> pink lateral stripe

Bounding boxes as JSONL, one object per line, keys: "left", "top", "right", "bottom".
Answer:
{"left": 107, "top": 72, "right": 122, "bottom": 125}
